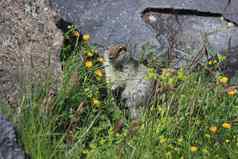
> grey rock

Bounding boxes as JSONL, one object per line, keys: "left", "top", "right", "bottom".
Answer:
{"left": 0, "top": 114, "right": 25, "bottom": 159}
{"left": 50, "top": 0, "right": 162, "bottom": 57}
{"left": 51, "top": 0, "right": 238, "bottom": 52}
{"left": 50, "top": 0, "right": 238, "bottom": 73}
{"left": 144, "top": 11, "right": 238, "bottom": 71}
{"left": 0, "top": 0, "right": 63, "bottom": 106}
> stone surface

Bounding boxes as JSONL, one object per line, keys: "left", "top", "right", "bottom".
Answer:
{"left": 144, "top": 11, "right": 238, "bottom": 73}
{"left": 51, "top": 0, "right": 238, "bottom": 52}
{"left": 50, "top": 0, "right": 238, "bottom": 74}
{"left": 0, "top": 114, "right": 25, "bottom": 159}
{"left": 0, "top": 0, "right": 63, "bottom": 105}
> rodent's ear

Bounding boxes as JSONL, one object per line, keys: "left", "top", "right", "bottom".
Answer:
{"left": 108, "top": 44, "right": 127, "bottom": 60}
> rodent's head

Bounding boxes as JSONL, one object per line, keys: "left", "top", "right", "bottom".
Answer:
{"left": 107, "top": 44, "right": 132, "bottom": 69}
{"left": 108, "top": 44, "right": 127, "bottom": 59}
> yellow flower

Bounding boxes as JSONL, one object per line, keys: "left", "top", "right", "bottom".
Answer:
{"left": 208, "top": 59, "right": 218, "bottom": 65}
{"left": 227, "top": 88, "right": 237, "bottom": 96}
{"left": 222, "top": 122, "right": 232, "bottom": 129}
{"left": 213, "top": 60, "right": 218, "bottom": 64}
{"left": 73, "top": 31, "right": 80, "bottom": 37}
{"left": 208, "top": 60, "right": 213, "bottom": 65}
{"left": 86, "top": 52, "right": 94, "bottom": 57}
{"left": 209, "top": 126, "right": 218, "bottom": 134}
{"left": 85, "top": 60, "right": 93, "bottom": 69}
{"left": 97, "top": 57, "right": 105, "bottom": 64}
{"left": 95, "top": 69, "right": 103, "bottom": 77}
{"left": 191, "top": 145, "right": 198, "bottom": 153}
{"left": 92, "top": 98, "right": 101, "bottom": 108}
{"left": 82, "top": 33, "right": 90, "bottom": 42}
{"left": 218, "top": 76, "right": 229, "bottom": 85}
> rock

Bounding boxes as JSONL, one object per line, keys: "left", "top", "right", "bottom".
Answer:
{"left": 0, "top": 0, "right": 63, "bottom": 105}
{"left": 50, "top": 0, "right": 160, "bottom": 58}
{"left": 144, "top": 11, "right": 238, "bottom": 73}
{"left": 0, "top": 114, "right": 25, "bottom": 159}
{"left": 50, "top": 0, "right": 238, "bottom": 73}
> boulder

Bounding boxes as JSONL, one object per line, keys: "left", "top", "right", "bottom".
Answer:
{"left": 50, "top": 0, "right": 238, "bottom": 74}
{"left": 0, "top": 0, "right": 63, "bottom": 105}
{"left": 0, "top": 114, "right": 25, "bottom": 159}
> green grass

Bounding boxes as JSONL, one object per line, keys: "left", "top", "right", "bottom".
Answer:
{"left": 1, "top": 26, "right": 238, "bottom": 159}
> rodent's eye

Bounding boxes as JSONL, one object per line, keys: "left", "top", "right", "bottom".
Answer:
{"left": 118, "top": 46, "right": 127, "bottom": 54}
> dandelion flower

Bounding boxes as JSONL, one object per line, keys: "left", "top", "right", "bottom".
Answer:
{"left": 82, "top": 33, "right": 90, "bottom": 42}
{"left": 213, "top": 60, "right": 218, "bottom": 64}
{"left": 86, "top": 52, "right": 94, "bottom": 57}
{"left": 97, "top": 57, "right": 105, "bottom": 64}
{"left": 208, "top": 59, "right": 218, "bottom": 65}
{"left": 218, "top": 76, "right": 228, "bottom": 85}
{"left": 191, "top": 145, "right": 198, "bottom": 152}
{"left": 209, "top": 126, "right": 218, "bottom": 134}
{"left": 85, "top": 60, "right": 93, "bottom": 69}
{"left": 92, "top": 98, "right": 101, "bottom": 108}
{"left": 208, "top": 60, "right": 213, "bottom": 65}
{"left": 222, "top": 122, "right": 232, "bottom": 129}
{"left": 95, "top": 69, "right": 103, "bottom": 77}
{"left": 227, "top": 88, "right": 237, "bottom": 96}
{"left": 73, "top": 31, "right": 80, "bottom": 37}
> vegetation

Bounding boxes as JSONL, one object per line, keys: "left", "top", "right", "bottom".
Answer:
{"left": 1, "top": 26, "right": 238, "bottom": 159}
